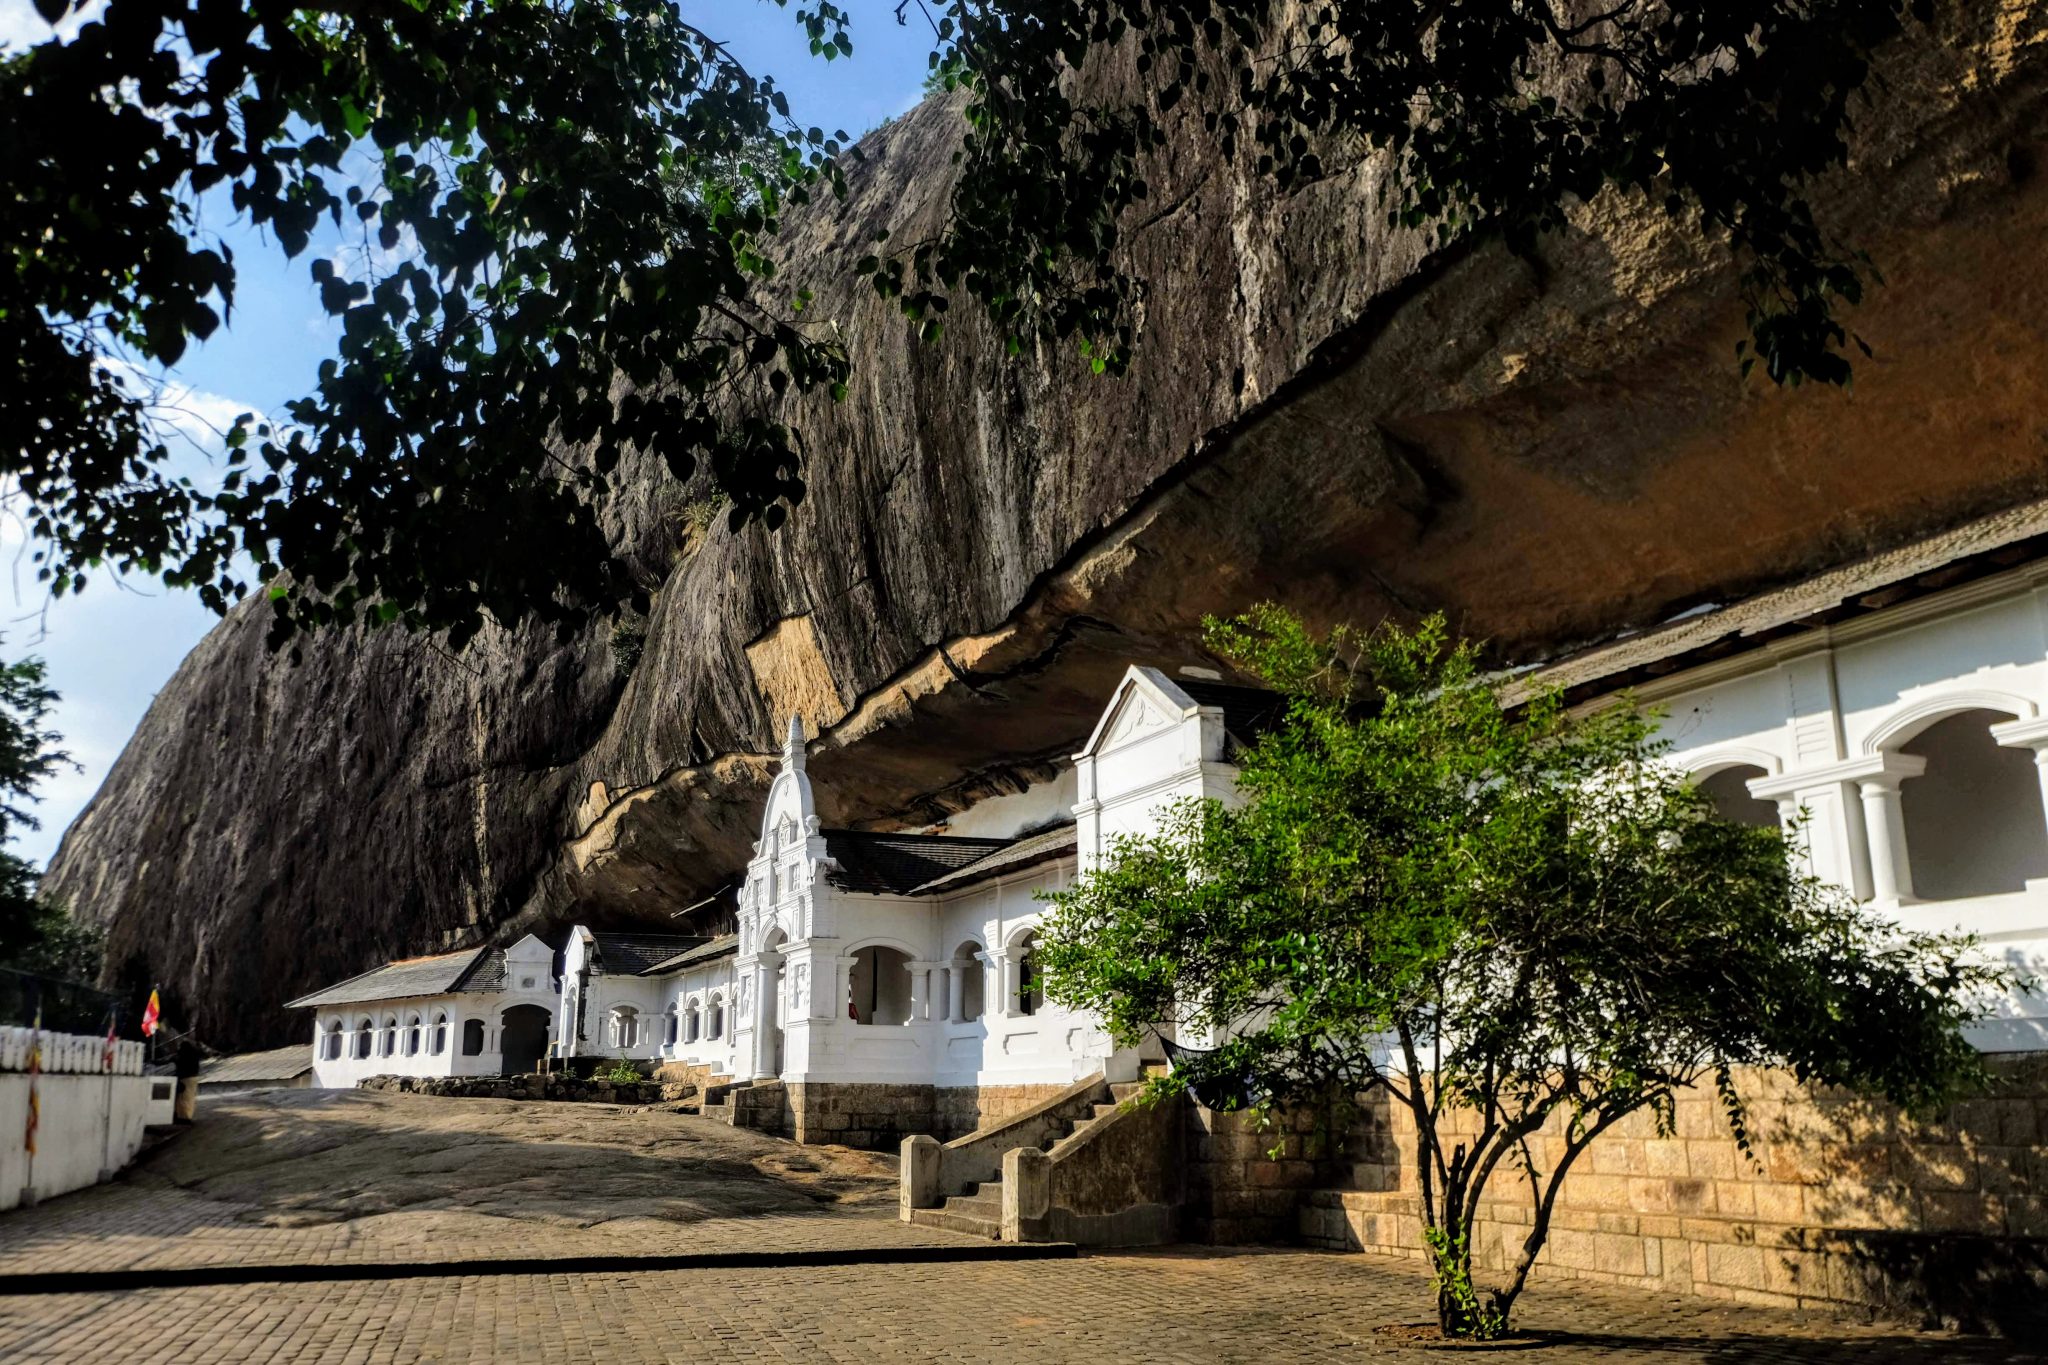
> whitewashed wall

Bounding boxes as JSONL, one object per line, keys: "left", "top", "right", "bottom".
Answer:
{"left": 0, "top": 1031, "right": 152, "bottom": 1211}
{"left": 1622, "top": 567, "right": 2048, "bottom": 1051}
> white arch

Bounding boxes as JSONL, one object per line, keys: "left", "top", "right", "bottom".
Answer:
{"left": 1863, "top": 690, "right": 2037, "bottom": 755}
{"left": 1680, "top": 745, "right": 1782, "bottom": 780}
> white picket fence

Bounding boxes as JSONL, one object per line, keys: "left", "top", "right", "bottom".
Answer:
{"left": 0, "top": 1027, "right": 146, "bottom": 1075}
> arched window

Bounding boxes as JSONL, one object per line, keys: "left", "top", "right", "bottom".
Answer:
{"left": 849, "top": 946, "right": 914, "bottom": 1025}
{"left": 952, "top": 941, "right": 986, "bottom": 1021}
{"left": 403, "top": 1013, "right": 422, "bottom": 1057}
{"left": 379, "top": 1015, "right": 398, "bottom": 1057}
{"left": 354, "top": 1017, "right": 374, "bottom": 1059}
{"left": 708, "top": 994, "right": 724, "bottom": 1039}
{"left": 663, "top": 1004, "right": 679, "bottom": 1047}
{"left": 1900, "top": 710, "right": 2048, "bottom": 900}
{"left": 609, "top": 1006, "right": 639, "bottom": 1050}
{"left": 685, "top": 1000, "right": 701, "bottom": 1043}
{"left": 461, "top": 1018, "right": 486, "bottom": 1056}
{"left": 430, "top": 1013, "right": 449, "bottom": 1056}
{"left": 321, "top": 1019, "right": 344, "bottom": 1061}
{"left": 1695, "top": 765, "right": 1779, "bottom": 829}
{"left": 1014, "top": 932, "right": 1043, "bottom": 1017}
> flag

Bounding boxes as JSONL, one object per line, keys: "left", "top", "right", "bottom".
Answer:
{"left": 141, "top": 989, "right": 161, "bottom": 1038}
{"left": 103, "top": 1010, "right": 118, "bottom": 1072}
{"left": 24, "top": 1005, "right": 40, "bottom": 1159}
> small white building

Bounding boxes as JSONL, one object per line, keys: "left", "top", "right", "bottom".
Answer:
{"left": 555, "top": 928, "right": 743, "bottom": 1079}
{"left": 289, "top": 935, "right": 558, "bottom": 1088}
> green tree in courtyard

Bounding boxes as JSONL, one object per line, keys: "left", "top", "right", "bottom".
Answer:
{"left": 1039, "top": 606, "right": 2012, "bottom": 1339}
{"left": 0, "top": 656, "right": 98, "bottom": 983}
{"left": 7, "top": 0, "right": 1930, "bottom": 643}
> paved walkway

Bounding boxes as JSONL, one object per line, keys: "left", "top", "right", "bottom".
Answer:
{"left": 0, "top": 1091, "right": 2035, "bottom": 1362}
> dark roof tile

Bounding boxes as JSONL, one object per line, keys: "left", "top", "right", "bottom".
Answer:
{"left": 821, "top": 830, "right": 1012, "bottom": 895}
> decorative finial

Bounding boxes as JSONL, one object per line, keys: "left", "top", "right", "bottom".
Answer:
{"left": 783, "top": 713, "right": 806, "bottom": 770}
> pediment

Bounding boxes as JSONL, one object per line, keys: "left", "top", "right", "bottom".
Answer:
{"left": 1076, "top": 667, "right": 1199, "bottom": 759}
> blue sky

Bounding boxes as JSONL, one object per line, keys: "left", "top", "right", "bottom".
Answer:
{"left": 0, "top": 0, "right": 936, "bottom": 867}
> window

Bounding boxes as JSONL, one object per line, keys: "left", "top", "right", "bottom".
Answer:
{"left": 708, "top": 994, "right": 724, "bottom": 1040}
{"left": 379, "top": 1015, "right": 398, "bottom": 1057}
{"left": 321, "top": 1020, "right": 344, "bottom": 1061}
{"left": 1015, "top": 934, "right": 1043, "bottom": 1017}
{"left": 849, "top": 946, "right": 913, "bottom": 1025}
{"left": 404, "top": 1014, "right": 422, "bottom": 1057}
{"left": 685, "top": 1001, "right": 701, "bottom": 1043}
{"left": 663, "top": 1005, "right": 678, "bottom": 1047}
{"left": 430, "top": 1013, "right": 448, "bottom": 1056}
{"left": 608, "top": 1006, "right": 639, "bottom": 1049}
{"left": 1695, "top": 765, "right": 1779, "bottom": 829}
{"left": 1900, "top": 710, "right": 2048, "bottom": 900}
{"left": 461, "top": 1019, "right": 486, "bottom": 1056}
{"left": 952, "top": 942, "right": 986, "bottom": 1022}
{"left": 353, "top": 1018, "right": 374, "bottom": 1060}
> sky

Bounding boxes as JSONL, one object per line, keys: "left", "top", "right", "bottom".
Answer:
{"left": 0, "top": 0, "right": 937, "bottom": 867}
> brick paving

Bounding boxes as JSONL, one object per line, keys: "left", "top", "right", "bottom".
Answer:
{"left": 0, "top": 1090, "right": 2036, "bottom": 1362}
{"left": 0, "top": 1249, "right": 2036, "bottom": 1363}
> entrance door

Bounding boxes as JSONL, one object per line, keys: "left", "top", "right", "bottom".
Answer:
{"left": 500, "top": 1003, "right": 551, "bottom": 1075}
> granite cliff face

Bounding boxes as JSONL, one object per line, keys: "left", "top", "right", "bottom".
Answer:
{"left": 45, "top": 4, "right": 2048, "bottom": 1048}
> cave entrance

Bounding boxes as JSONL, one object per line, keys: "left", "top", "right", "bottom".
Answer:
{"left": 500, "top": 1003, "right": 552, "bottom": 1076}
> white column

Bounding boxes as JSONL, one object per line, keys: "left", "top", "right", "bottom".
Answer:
{"left": 909, "top": 966, "right": 930, "bottom": 1023}
{"left": 1991, "top": 718, "right": 2048, "bottom": 843}
{"left": 1858, "top": 775, "right": 1915, "bottom": 904}
{"left": 948, "top": 964, "right": 967, "bottom": 1024}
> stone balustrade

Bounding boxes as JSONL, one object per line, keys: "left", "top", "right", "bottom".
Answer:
{"left": 0, "top": 1027, "right": 146, "bottom": 1075}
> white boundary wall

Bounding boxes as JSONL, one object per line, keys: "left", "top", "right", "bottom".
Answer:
{"left": 0, "top": 1029, "right": 153, "bottom": 1211}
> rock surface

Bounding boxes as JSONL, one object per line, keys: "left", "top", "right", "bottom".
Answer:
{"left": 45, "top": 3, "right": 2048, "bottom": 1048}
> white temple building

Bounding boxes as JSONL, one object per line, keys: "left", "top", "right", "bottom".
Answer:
{"left": 292, "top": 501, "right": 2048, "bottom": 1124}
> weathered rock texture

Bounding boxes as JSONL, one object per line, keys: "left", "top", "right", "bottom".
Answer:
{"left": 45, "top": 3, "right": 2048, "bottom": 1049}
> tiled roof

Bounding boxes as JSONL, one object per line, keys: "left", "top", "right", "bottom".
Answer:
{"left": 284, "top": 949, "right": 487, "bottom": 1009}
{"left": 1521, "top": 497, "right": 2048, "bottom": 704}
{"left": 198, "top": 1045, "right": 313, "bottom": 1086}
{"left": 591, "top": 933, "right": 707, "bottom": 976}
{"left": 821, "top": 830, "right": 1013, "bottom": 895}
{"left": 912, "top": 823, "right": 1078, "bottom": 895}
{"left": 454, "top": 951, "right": 506, "bottom": 992}
{"left": 1176, "top": 679, "right": 1287, "bottom": 747}
{"left": 639, "top": 934, "right": 739, "bottom": 976}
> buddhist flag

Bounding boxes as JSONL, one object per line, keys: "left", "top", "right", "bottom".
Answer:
{"left": 102, "top": 1010, "right": 118, "bottom": 1072}
{"left": 141, "top": 989, "right": 161, "bottom": 1038}
{"left": 23, "top": 1005, "right": 40, "bottom": 1159}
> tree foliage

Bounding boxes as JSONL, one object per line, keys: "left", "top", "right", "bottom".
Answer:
{"left": 1039, "top": 606, "right": 2009, "bottom": 1338}
{"left": 0, "top": 656, "right": 98, "bottom": 983}
{"left": 6, "top": 0, "right": 1924, "bottom": 645}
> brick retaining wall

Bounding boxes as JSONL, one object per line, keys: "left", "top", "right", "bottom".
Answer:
{"left": 1295, "top": 1058, "right": 2048, "bottom": 1332}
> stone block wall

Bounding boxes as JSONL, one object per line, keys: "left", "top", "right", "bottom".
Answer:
{"left": 1297, "top": 1058, "right": 2048, "bottom": 1334}
{"left": 1180, "top": 1100, "right": 1337, "bottom": 1245}
{"left": 732, "top": 1082, "right": 1082, "bottom": 1150}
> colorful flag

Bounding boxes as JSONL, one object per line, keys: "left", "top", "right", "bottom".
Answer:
{"left": 140, "top": 989, "right": 161, "bottom": 1038}
{"left": 102, "top": 1010, "right": 118, "bottom": 1072}
{"left": 24, "top": 1005, "right": 40, "bottom": 1159}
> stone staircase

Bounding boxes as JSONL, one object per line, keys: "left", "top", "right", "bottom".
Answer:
{"left": 908, "top": 1074, "right": 1159, "bottom": 1240}
{"left": 696, "top": 1075, "right": 744, "bottom": 1123}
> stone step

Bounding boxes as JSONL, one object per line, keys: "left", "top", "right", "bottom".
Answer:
{"left": 1091, "top": 1103, "right": 1122, "bottom": 1119}
{"left": 908, "top": 1206, "right": 1001, "bottom": 1239}
{"left": 1109, "top": 1082, "right": 1149, "bottom": 1102}
{"left": 944, "top": 1190, "right": 1003, "bottom": 1220}
{"left": 699, "top": 1102, "right": 735, "bottom": 1125}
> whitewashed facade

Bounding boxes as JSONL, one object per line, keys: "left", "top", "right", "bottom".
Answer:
{"left": 1588, "top": 562, "right": 2048, "bottom": 1051}
{"left": 292, "top": 935, "right": 558, "bottom": 1088}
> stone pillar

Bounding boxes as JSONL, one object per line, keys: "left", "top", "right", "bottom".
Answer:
{"left": 909, "top": 967, "right": 930, "bottom": 1023}
{"left": 738, "top": 951, "right": 782, "bottom": 1081}
{"left": 1001, "top": 1146, "right": 1051, "bottom": 1243}
{"left": 900, "top": 1134, "right": 942, "bottom": 1218}
{"left": 947, "top": 963, "right": 967, "bottom": 1024}
{"left": 1858, "top": 775, "right": 1915, "bottom": 904}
